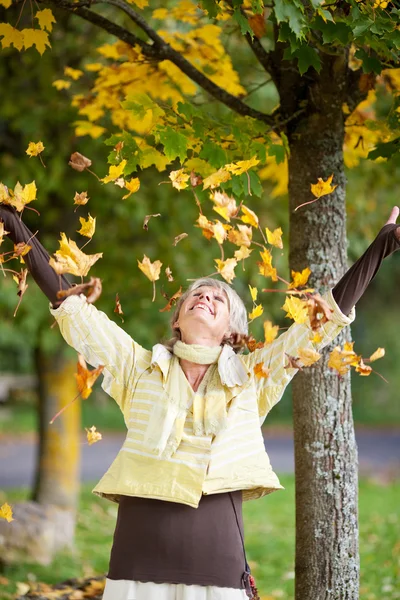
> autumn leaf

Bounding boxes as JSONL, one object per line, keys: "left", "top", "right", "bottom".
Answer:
{"left": 102, "top": 160, "right": 127, "bottom": 184}
{"left": 241, "top": 205, "right": 259, "bottom": 227}
{"left": 13, "top": 241, "right": 31, "bottom": 260}
{"left": 234, "top": 246, "right": 252, "bottom": 262}
{"left": 86, "top": 425, "right": 102, "bottom": 446}
{"left": 215, "top": 257, "right": 237, "bottom": 283}
{"left": 228, "top": 224, "right": 253, "bottom": 247}
{"left": 123, "top": 177, "right": 140, "bottom": 199}
{"left": 282, "top": 296, "right": 308, "bottom": 324}
{"left": 285, "top": 354, "right": 303, "bottom": 370}
{"left": 26, "top": 141, "right": 45, "bottom": 157}
{"left": 225, "top": 156, "right": 260, "bottom": 175}
{"left": 4, "top": 181, "right": 37, "bottom": 212}
{"left": 22, "top": 28, "right": 51, "bottom": 55}
{"left": 249, "top": 303, "right": 263, "bottom": 321}
{"left": 114, "top": 293, "right": 124, "bottom": 322}
{"left": 264, "top": 320, "right": 279, "bottom": 344}
{"left": 169, "top": 169, "right": 190, "bottom": 190}
{"left": 203, "top": 168, "right": 231, "bottom": 190}
{"left": 53, "top": 79, "right": 71, "bottom": 90}
{"left": 64, "top": 66, "right": 83, "bottom": 80}
{"left": 328, "top": 346, "right": 359, "bottom": 376}
{"left": 248, "top": 14, "right": 266, "bottom": 38}
{"left": 0, "top": 23, "right": 24, "bottom": 51}
{"left": 307, "top": 293, "right": 333, "bottom": 330}
{"left": 74, "top": 191, "right": 89, "bottom": 209}
{"left": 310, "top": 175, "right": 337, "bottom": 199}
{"left": 355, "top": 359, "right": 372, "bottom": 376}
{"left": 190, "top": 170, "right": 203, "bottom": 187}
{"left": 143, "top": 213, "right": 161, "bottom": 230}
{"left": 160, "top": 286, "right": 182, "bottom": 312}
{"left": 77, "top": 214, "right": 96, "bottom": 238}
{"left": 212, "top": 220, "right": 227, "bottom": 244}
{"left": 35, "top": 8, "right": 56, "bottom": 32}
{"left": 265, "top": 226, "right": 283, "bottom": 249}
{"left": 369, "top": 347, "right": 385, "bottom": 362}
{"left": 311, "top": 331, "right": 323, "bottom": 344}
{"left": 165, "top": 266, "right": 174, "bottom": 281}
{"left": 173, "top": 233, "right": 188, "bottom": 246}
{"left": 56, "top": 276, "right": 102, "bottom": 304}
{"left": 257, "top": 248, "right": 278, "bottom": 281}
{"left": 197, "top": 214, "right": 214, "bottom": 240}
{"left": 254, "top": 362, "right": 270, "bottom": 379}
{"left": 12, "top": 268, "right": 28, "bottom": 317}
{"left": 297, "top": 347, "right": 321, "bottom": 366}
{"left": 49, "top": 232, "right": 102, "bottom": 277}
{"left": 249, "top": 284, "right": 258, "bottom": 302}
{"left": 289, "top": 267, "right": 312, "bottom": 289}
{"left": 138, "top": 254, "right": 162, "bottom": 301}
{"left": 211, "top": 190, "right": 238, "bottom": 222}
{"left": 0, "top": 502, "right": 14, "bottom": 523}
{"left": 0, "top": 221, "right": 10, "bottom": 246}
{"left": 69, "top": 152, "right": 92, "bottom": 172}
{"left": 76, "top": 354, "right": 105, "bottom": 400}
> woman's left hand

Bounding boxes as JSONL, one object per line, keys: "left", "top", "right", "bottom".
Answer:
{"left": 385, "top": 206, "right": 400, "bottom": 240}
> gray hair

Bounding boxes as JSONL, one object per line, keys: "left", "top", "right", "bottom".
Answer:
{"left": 162, "top": 277, "right": 248, "bottom": 353}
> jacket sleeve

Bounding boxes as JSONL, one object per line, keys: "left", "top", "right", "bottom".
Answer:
{"left": 49, "top": 294, "right": 151, "bottom": 417}
{"left": 243, "top": 290, "right": 355, "bottom": 425}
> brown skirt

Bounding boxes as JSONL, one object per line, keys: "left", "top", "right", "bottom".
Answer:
{"left": 107, "top": 491, "right": 246, "bottom": 589}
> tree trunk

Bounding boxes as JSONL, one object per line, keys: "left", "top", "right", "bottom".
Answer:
{"left": 32, "top": 345, "right": 81, "bottom": 510}
{"left": 286, "top": 66, "right": 359, "bottom": 598}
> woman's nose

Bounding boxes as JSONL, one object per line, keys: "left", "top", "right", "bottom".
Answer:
{"left": 200, "top": 292, "right": 211, "bottom": 301}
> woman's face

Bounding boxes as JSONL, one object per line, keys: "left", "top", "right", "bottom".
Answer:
{"left": 173, "top": 285, "right": 231, "bottom": 347}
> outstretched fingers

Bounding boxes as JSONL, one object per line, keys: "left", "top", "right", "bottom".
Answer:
{"left": 385, "top": 206, "right": 400, "bottom": 225}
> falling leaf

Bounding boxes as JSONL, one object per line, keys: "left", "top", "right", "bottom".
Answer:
{"left": 285, "top": 354, "right": 303, "bottom": 370}
{"left": 13, "top": 242, "right": 31, "bottom": 260}
{"left": 197, "top": 214, "right": 214, "bottom": 240}
{"left": 307, "top": 293, "right": 333, "bottom": 330}
{"left": 26, "top": 141, "right": 45, "bottom": 157}
{"left": 169, "top": 169, "right": 190, "bottom": 190}
{"left": 257, "top": 248, "right": 278, "bottom": 281}
{"left": 228, "top": 224, "right": 253, "bottom": 247}
{"left": 310, "top": 174, "right": 337, "bottom": 199}
{"left": 115, "top": 177, "right": 125, "bottom": 188}
{"left": 12, "top": 268, "right": 28, "bottom": 316}
{"left": 265, "top": 227, "right": 283, "bottom": 249}
{"left": 297, "top": 347, "right": 321, "bottom": 366}
{"left": 289, "top": 267, "right": 311, "bottom": 289}
{"left": 52, "top": 79, "right": 71, "bottom": 90}
{"left": 328, "top": 346, "right": 359, "bottom": 376}
{"left": 212, "top": 220, "right": 227, "bottom": 244}
{"left": 215, "top": 257, "right": 237, "bottom": 283}
{"left": 138, "top": 255, "right": 162, "bottom": 282}
{"left": 86, "top": 425, "right": 102, "bottom": 446}
{"left": 190, "top": 170, "right": 202, "bottom": 187}
{"left": 234, "top": 246, "right": 252, "bottom": 261}
{"left": 249, "top": 304, "right": 263, "bottom": 321}
{"left": 4, "top": 181, "right": 37, "bottom": 212}
{"left": 35, "top": 8, "right": 56, "bottom": 32}
{"left": 56, "top": 276, "right": 102, "bottom": 304}
{"left": 173, "top": 233, "right": 188, "bottom": 246}
{"left": 0, "top": 221, "right": 10, "bottom": 246}
{"left": 249, "top": 285, "right": 258, "bottom": 302}
{"left": 0, "top": 502, "right": 13, "bottom": 522}
{"left": 102, "top": 160, "right": 127, "bottom": 183}
{"left": 165, "top": 266, "right": 174, "bottom": 281}
{"left": 203, "top": 168, "right": 231, "bottom": 190}
{"left": 64, "top": 66, "right": 83, "bottom": 80}
{"left": 264, "top": 320, "right": 279, "bottom": 344}
{"left": 49, "top": 233, "right": 102, "bottom": 277}
{"left": 160, "top": 286, "right": 182, "bottom": 312}
{"left": 77, "top": 214, "right": 96, "bottom": 238}
{"left": 211, "top": 190, "right": 238, "bottom": 222}
{"left": 69, "top": 152, "right": 92, "bottom": 172}
{"left": 226, "top": 156, "right": 260, "bottom": 175}
{"left": 114, "top": 293, "right": 124, "bottom": 322}
{"left": 355, "top": 359, "right": 372, "bottom": 376}
{"left": 369, "top": 347, "right": 385, "bottom": 362}
{"left": 74, "top": 191, "right": 89, "bottom": 208}
{"left": 76, "top": 354, "right": 105, "bottom": 400}
{"left": 143, "top": 213, "right": 161, "bottom": 230}
{"left": 311, "top": 331, "right": 323, "bottom": 344}
{"left": 123, "top": 177, "right": 140, "bottom": 199}
{"left": 254, "top": 362, "right": 270, "bottom": 379}
{"left": 282, "top": 296, "right": 308, "bottom": 324}
{"left": 241, "top": 205, "right": 259, "bottom": 228}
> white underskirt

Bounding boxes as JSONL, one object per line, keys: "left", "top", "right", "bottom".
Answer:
{"left": 102, "top": 578, "right": 249, "bottom": 600}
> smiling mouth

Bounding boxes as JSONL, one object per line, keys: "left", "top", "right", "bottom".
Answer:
{"left": 191, "top": 303, "right": 214, "bottom": 315}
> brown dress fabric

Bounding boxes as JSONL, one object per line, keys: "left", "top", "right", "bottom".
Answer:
{"left": 1, "top": 204, "right": 399, "bottom": 588}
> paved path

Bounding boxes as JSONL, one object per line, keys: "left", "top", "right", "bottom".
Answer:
{"left": 0, "top": 428, "right": 399, "bottom": 488}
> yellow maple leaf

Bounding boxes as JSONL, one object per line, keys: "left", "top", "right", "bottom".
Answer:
{"left": 310, "top": 175, "right": 337, "bottom": 199}
{"left": 0, "top": 221, "right": 10, "bottom": 246}
{"left": 254, "top": 362, "right": 270, "bottom": 379}
{"left": 228, "top": 224, "right": 252, "bottom": 247}
{"left": 49, "top": 233, "right": 103, "bottom": 277}
{"left": 197, "top": 214, "right": 214, "bottom": 240}
{"left": 123, "top": 178, "right": 140, "bottom": 199}
{"left": 126, "top": 0, "right": 149, "bottom": 8}
{"left": 6, "top": 181, "right": 37, "bottom": 212}
{"left": 265, "top": 227, "right": 283, "bottom": 249}
{"left": 264, "top": 320, "right": 279, "bottom": 344}
{"left": 0, "top": 23, "right": 24, "bottom": 51}
{"left": 257, "top": 248, "right": 278, "bottom": 281}
{"left": 282, "top": 296, "right": 308, "bottom": 324}
{"left": 77, "top": 214, "right": 96, "bottom": 238}
{"left": 328, "top": 346, "right": 359, "bottom": 376}
{"left": 289, "top": 267, "right": 312, "bottom": 289}
{"left": 234, "top": 246, "right": 252, "bottom": 261}
{"left": 102, "top": 160, "right": 127, "bottom": 184}
{"left": 169, "top": 169, "right": 190, "bottom": 190}
{"left": 138, "top": 255, "right": 162, "bottom": 281}
{"left": 249, "top": 304, "right": 263, "bottom": 321}
{"left": 249, "top": 285, "right": 258, "bottom": 302}
{"left": 215, "top": 257, "right": 237, "bottom": 283}
{"left": 212, "top": 220, "right": 227, "bottom": 244}
{"left": 241, "top": 205, "right": 259, "bottom": 228}
{"left": 0, "top": 502, "right": 14, "bottom": 522}
{"left": 22, "top": 28, "right": 51, "bottom": 55}
{"left": 26, "top": 141, "right": 45, "bottom": 157}
{"left": 76, "top": 354, "right": 104, "bottom": 400}
{"left": 86, "top": 425, "right": 103, "bottom": 446}
{"left": 225, "top": 156, "right": 260, "bottom": 175}
{"left": 52, "top": 79, "right": 71, "bottom": 90}
{"left": 310, "top": 331, "right": 323, "bottom": 344}
{"left": 211, "top": 190, "right": 237, "bottom": 222}
{"left": 64, "top": 66, "right": 83, "bottom": 80}
{"left": 355, "top": 359, "right": 372, "bottom": 376}
{"left": 35, "top": 8, "right": 56, "bottom": 32}
{"left": 369, "top": 347, "right": 385, "bottom": 362}
{"left": 297, "top": 347, "right": 321, "bottom": 366}
{"left": 203, "top": 168, "right": 231, "bottom": 190}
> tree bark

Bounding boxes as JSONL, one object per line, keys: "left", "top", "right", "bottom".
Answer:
{"left": 285, "top": 56, "right": 359, "bottom": 599}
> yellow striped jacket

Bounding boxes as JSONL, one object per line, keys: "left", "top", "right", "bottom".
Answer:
{"left": 49, "top": 290, "right": 354, "bottom": 508}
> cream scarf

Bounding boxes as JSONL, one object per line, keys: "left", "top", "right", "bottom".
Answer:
{"left": 141, "top": 340, "right": 249, "bottom": 459}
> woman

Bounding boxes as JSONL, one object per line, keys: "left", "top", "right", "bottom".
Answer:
{"left": 1, "top": 203, "right": 399, "bottom": 600}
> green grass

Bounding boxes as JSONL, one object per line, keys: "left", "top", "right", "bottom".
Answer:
{"left": 1, "top": 476, "right": 399, "bottom": 599}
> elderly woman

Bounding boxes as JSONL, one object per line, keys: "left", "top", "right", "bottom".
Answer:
{"left": 1, "top": 204, "right": 399, "bottom": 600}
